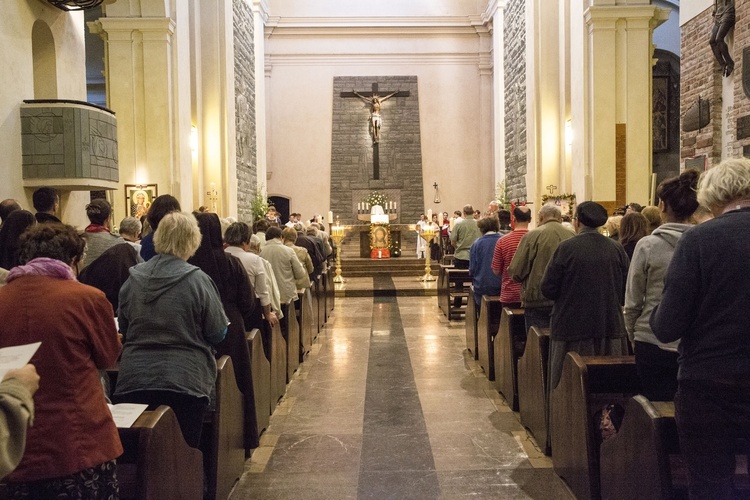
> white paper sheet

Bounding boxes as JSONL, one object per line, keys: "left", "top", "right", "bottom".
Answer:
{"left": 0, "top": 342, "right": 41, "bottom": 380}
{"left": 107, "top": 403, "right": 148, "bottom": 428}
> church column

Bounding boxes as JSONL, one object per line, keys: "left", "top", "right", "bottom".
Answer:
{"left": 93, "top": 16, "right": 179, "bottom": 219}
{"left": 198, "top": 0, "right": 237, "bottom": 216}
{"left": 478, "top": 27, "right": 494, "bottom": 202}
{"left": 253, "top": 0, "right": 268, "bottom": 196}
{"left": 582, "top": 2, "right": 669, "bottom": 206}
{"left": 527, "top": 0, "right": 564, "bottom": 210}
{"left": 486, "top": 1, "right": 506, "bottom": 198}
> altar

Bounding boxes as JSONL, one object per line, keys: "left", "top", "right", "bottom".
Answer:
{"left": 347, "top": 224, "right": 416, "bottom": 258}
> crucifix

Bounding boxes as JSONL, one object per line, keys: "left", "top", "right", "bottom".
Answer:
{"left": 546, "top": 184, "right": 558, "bottom": 195}
{"left": 340, "top": 83, "right": 410, "bottom": 180}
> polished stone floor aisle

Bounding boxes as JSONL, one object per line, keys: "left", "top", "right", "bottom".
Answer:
{"left": 230, "top": 292, "right": 572, "bottom": 499}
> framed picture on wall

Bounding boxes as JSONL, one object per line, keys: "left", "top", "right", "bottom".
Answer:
{"left": 124, "top": 184, "right": 158, "bottom": 219}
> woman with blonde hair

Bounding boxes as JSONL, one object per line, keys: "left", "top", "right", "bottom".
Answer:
{"left": 115, "top": 212, "right": 228, "bottom": 448}
{"left": 651, "top": 159, "right": 750, "bottom": 498}
{"left": 619, "top": 212, "right": 649, "bottom": 261}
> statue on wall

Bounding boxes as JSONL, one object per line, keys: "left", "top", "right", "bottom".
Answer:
{"left": 710, "top": 0, "right": 736, "bottom": 77}
{"left": 352, "top": 90, "right": 399, "bottom": 144}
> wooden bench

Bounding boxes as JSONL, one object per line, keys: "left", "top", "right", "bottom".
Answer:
{"left": 551, "top": 353, "right": 641, "bottom": 500}
{"left": 477, "top": 296, "right": 503, "bottom": 380}
{"left": 202, "top": 355, "right": 245, "bottom": 500}
{"left": 285, "top": 300, "right": 301, "bottom": 382}
{"left": 315, "top": 274, "right": 326, "bottom": 332}
{"left": 325, "top": 266, "right": 335, "bottom": 319}
{"left": 268, "top": 319, "right": 287, "bottom": 409}
{"left": 517, "top": 326, "right": 551, "bottom": 455}
{"left": 247, "top": 328, "right": 271, "bottom": 435}
{"left": 493, "top": 307, "right": 526, "bottom": 411}
{"left": 600, "top": 396, "right": 750, "bottom": 500}
{"left": 296, "top": 288, "right": 315, "bottom": 362}
{"left": 465, "top": 286, "right": 479, "bottom": 359}
{"left": 118, "top": 406, "right": 203, "bottom": 500}
{"left": 438, "top": 266, "right": 472, "bottom": 320}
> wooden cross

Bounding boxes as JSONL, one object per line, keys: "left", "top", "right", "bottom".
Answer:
{"left": 546, "top": 184, "right": 558, "bottom": 195}
{"left": 340, "top": 83, "right": 410, "bottom": 180}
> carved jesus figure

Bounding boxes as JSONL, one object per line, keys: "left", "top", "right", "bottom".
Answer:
{"left": 710, "top": 0, "right": 736, "bottom": 77}
{"left": 352, "top": 90, "right": 399, "bottom": 144}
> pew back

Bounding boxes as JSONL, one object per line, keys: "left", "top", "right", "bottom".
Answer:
{"left": 202, "top": 355, "right": 245, "bottom": 500}
{"left": 465, "top": 286, "right": 479, "bottom": 359}
{"left": 476, "top": 296, "right": 503, "bottom": 380}
{"left": 551, "top": 353, "right": 640, "bottom": 500}
{"left": 247, "top": 329, "right": 271, "bottom": 435}
{"left": 494, "top": 307, "right": 526, "bottom": 410}
{"left": 517, "top": 326, "right": 551, "bottom": 454}
{"left": 118, "top": 406, "right": 203, "bottom": 500}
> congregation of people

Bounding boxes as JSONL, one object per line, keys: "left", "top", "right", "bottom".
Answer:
{"left": 0, "top": 190, "right": 335, "bottom": 497}
{"left": 423, "top": 160, "right": 750, "bottom": 499}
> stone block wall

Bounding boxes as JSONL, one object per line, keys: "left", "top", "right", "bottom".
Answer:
{"left": 233, "top": 0, "right": 256, "bottom": 222}
{"left": 504, "top": 0, "right": 527, "bottom": 201}
{"left": 331, "top": 75, "right": 424, "bottom": 248}
{"left": 731, "top": 0, "right": 750, "bottom": 158}
{"left": 680, "top": 6, "right": 724, "bottom": 168}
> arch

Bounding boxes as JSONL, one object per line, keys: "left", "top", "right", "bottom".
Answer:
{"left": 268, "top": 195, "right": 290, "bottom": 224}
{"left": 32, "top": 20, "right": 57, "bottom": 99}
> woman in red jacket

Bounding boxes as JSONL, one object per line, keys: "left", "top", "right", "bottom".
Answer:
{"left": 0, "top": 224, "right": 122, "bottom": 498}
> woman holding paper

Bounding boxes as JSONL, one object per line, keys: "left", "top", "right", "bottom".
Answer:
{"left": 0, "top": 224, "right": 122, "bottom": 497}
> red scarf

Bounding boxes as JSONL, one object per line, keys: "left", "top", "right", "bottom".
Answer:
{"left": 84, "top": 224, "right": 111, "bottom": 234}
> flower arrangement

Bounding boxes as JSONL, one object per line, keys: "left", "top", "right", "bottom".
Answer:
{"left": 250, "top": 186, "right": 269, "bottom": 222}
{"left": 496, "top": 180, "right": 511, "bottom": 210}
{"left": 365, "top": 191, "right": 389, "bottom": 208}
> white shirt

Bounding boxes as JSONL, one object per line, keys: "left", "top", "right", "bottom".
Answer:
{"left": 225, "top": 245, "right": 271, "bottom": 307}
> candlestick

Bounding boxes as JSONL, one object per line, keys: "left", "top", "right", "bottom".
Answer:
{"left": 427, "top": 209, "right": 432, "bottom": 220}
{"left": 438, "top": 212, "right": 444, "bottom": 225}
{"left": 328, "top": 211, "right": 333, "bottom": 224}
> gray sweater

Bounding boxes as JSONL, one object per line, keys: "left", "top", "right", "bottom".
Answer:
{"left": 624, "top": 223, "right": 691, "bottom": 348}
{"left": 115, "top": 255, "right": 228, "bottom": 400}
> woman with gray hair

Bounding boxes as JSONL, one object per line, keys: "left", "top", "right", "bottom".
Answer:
{"left": 114, "top": 212, "right": 228, "bottom": 448}
{"left": 651, "top": 158, "right": 750, "bottom": 498}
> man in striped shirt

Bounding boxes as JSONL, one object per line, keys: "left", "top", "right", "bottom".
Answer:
{"left": 491, "top": 206, "right": 531, "bottom": 308}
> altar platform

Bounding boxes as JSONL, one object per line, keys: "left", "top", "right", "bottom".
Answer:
{"left": 332, "top": 257, "right": 439, "bottom": 298}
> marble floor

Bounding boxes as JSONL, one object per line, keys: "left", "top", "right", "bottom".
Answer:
{"left": 229, "top": 287, "right": 573, "bottom": 499}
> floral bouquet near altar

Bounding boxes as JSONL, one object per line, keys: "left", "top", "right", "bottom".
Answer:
{"left": 365, "top": 191, "right": 388, "bottom": 208}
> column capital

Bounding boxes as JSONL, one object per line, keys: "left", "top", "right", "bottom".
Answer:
{"left": 252, "top": 0, "right": 270, "bottom": 24}
{"left": 585, "top": 5, "right": 666, "bottom": 25}
{"left": 96, "top": 17, "right": 175, "bottom": 39}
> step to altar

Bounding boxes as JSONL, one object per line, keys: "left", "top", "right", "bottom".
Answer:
{"left": 336, "top": 257, "right": 438, "bottom": 278}
{"left": 334, "top": 274, "right": 438, "bottom": 298}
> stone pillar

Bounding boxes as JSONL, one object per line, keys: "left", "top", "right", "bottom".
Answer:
{"left": 583, "top": 2, "right": 669, "bottom": 206}
{"left": 198, "top": 0, "right": 237, "bottom": 217}
{"left": 253, "top": 0, "right": 268, "bottom": 198}
{"left": 486, "top": 1, "right": 505, "bottom": 199}
{"left": 478, "top": 29, "right": 494, "bottom": 203}
{"left": 92, "top": 16, "right": 180, "bottom": 219}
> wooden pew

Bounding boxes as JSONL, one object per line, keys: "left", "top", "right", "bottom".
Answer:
{"left": 326, "top": 265, "right": 335, "bottom": 317}
{"left": 476, "top": 296, "right": 503, "bottom": 380}
{"left": 600, "top": 396, "right": 750, "bottom": 500}
{"left": 437, "top": 266, "right": 472, "bottom": 320}
{"left": 517, "top": 326, "right": 551, "bottom": 455}
{"left": 309, "top": 275, "right": 320, "bottom": 335}
{"left": 551, "top": 353, "right": 641, "bottom": 500}
{"left": 269, "top": 319, "right": 287, "bottom": 410}
{"left": 315, "top": 274, "right": 325, "bottom": 332}
{"left": 202, "top": 355, "right": 245, "bottom": 500}
{"left": 437, "top": 264, "right": 453, "bottom": 317}
{"left": 465, "top": 286, "right": 479, "bottom": 359}
{"left": 297, "top": 287, "right": 315, "bottom": 362}
{"left": 247, "top": 328, "right": 271, "bottom": 435}
{"left": 285, "top": 299, "right": 301, "bottom": 382}
{"left": 493, "top": 307, "right": 526, "bottom": 411}
{"left": 118, "top": 406, "right": 203, "bottom": 500}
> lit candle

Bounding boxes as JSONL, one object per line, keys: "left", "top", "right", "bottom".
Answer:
{"left": 328, "top": 211, "right": 333, "bottom": 224}
{"left": 394, "top": 202, "right": 397, "bottom": 212}
{"left": 449, "top": 218, "right": 455, "bottom": 231}
{"left": 427, "top": 209, "right": 432, "bottom": 220}
{"left": 438, "top": 212, "right": 444, "bottom": 225}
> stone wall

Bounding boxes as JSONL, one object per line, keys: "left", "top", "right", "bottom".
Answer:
{"left": 331, "top": 76, "right": 424, "bottom": 248}
{"left": 233, "top": 0, "right": 256, "bottom": 222}
{"left": 731, "top": 0, "right": 750, "bottom": 158}
{"left": 504, "top": 0, "right": 527, "bottom": 201}
{"left": 680, "top": 6, "right": 723, "bottom": 168}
